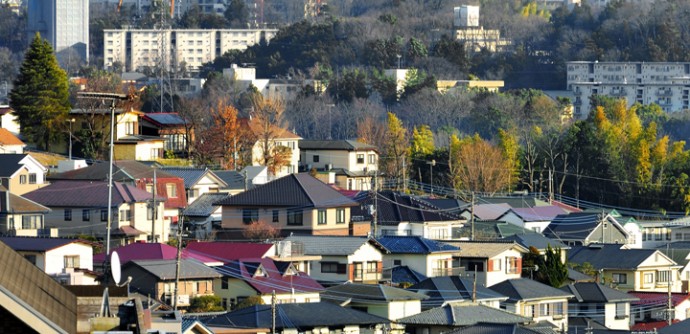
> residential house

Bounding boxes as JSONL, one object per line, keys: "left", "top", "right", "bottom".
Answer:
{"left": 23, "top": 180, "right": 168, "bottom": 247}
{"left": 298, "top": 140, "right": 379, "bottom": 191}
{"left": 216, "top": 173, "right": 358, "bottom": 236}
{"left": 283, "top": 235, "right": 385, "bottom": 284}
{"left": 351, "top": 190, "right": 466, "bottom": 239}
{"left": 240, "top": 117, "right": 301, "bottom": 180}
{"left": 0, "top": 128, "right": 25, "bottom": 154}
{"left": 161, "top": 167, "right": 227, "bottom": 204}
{"left": 666, "top": 216, "right": 690, "bottom": 244}
{"left": 567, "top": 244, "right": 682, "bottom": 293}
{"left": 456, "top": 219, "right": 538, "bottom": 240}
{"left": 397, "top": 303, "right": 530, "bottom": 334}
{"left": 213, "top": 168, "right": 255, "bottom": 194}
{"left": 489, "top": 278, "right": 575, "bottom": 330}
{"left": 659, "top": 318, "right": 690, "bottom": 333}
{"left": 543, "top": 212, "right": 630, "bottom": 246}
{"left": 140, "top": 112, "right": 191, "bottom": 156}
{"left": 0, "top": 105, "right": 20, "bottom": 135}
{"left": 374, "top": 235, "right": 460, "bottom": 278}
{"left": 0, "top": 154, "right": 48, "bottom": 195}
{"left": 321, "top": 283, "right": 427, "bottom": 321}
{"left": 122, "top": 258, "right": 222, "bottom": 307}
{"left": 0, "top": 238, "right": 78, "bottom": 333}
{"left": 478, "top": 196, "right": 548, "bottom": 208}
{"left": 561, "top": 282, "right": 639, "bottom": 330}
{"left": 408, "top": 276, "right": 508, "bottom": 310}
{"left": 0, "top": 236, "right": 96, "bottom": 285}
{"left": 459, "top": 203, "right": 513, "bottom": 221}
{"left": 631, "top": 292, "right": 690, "bottom": 323}
{"left": 48, "top": 160, "right": 187, "bottom": 227}
{"left": 502, "top": 233, "right": 570, "bottom": 264}
{"left": 447, "top": 241, "right": 529, "bottom": 287}
{"left": 214, "top": 257, "right": 323, "bottom": 310}
{"left": 497, "top": 205, "right": 568, "bottom": 233}
{"left": 92, "top": 242, "right": 223, "bottom": 272}
{"left": 657, "top": 241, "right": 690, "bottom": 292}
{"left": 202, "top": 302, "right": 390, "bottom": 334}
{"left": 635, "top": 219, "right": 673, "bottom": 248}
{"left": 0, "top": 186, "right": 54, "bottom": 237}
{"left": 183, "top": 193, "right": 227, "bottom": 240}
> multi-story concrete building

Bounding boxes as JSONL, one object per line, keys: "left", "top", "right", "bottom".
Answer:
{"left": 567, "top": 61, "right": 690, "bottom": 118}
{"left": 103, "top": 28, "right": 278, "bottom": 72}
{"left": 453, "top": 5, "right": 511, "bottom": 53}
{"left": 27, "top": 0, "right": 89, "bottom": 66}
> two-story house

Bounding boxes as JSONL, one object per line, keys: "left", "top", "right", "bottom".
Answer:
{"left": 448, "top": 241, "right": 529, "bottom": 287}
{"left": 283, "top": 235, "right": 385, "bottom": 284}
{"left": 0, "top": 154, "right": 48, "bottom": 196}
{"left": 561, "top": 282, "right": 639, "bottom": 330}
{"left": 0, "top": 186, "right": 54, "bottom": 237}
{"left": 544, "top": 212, "right": 630, "bottom": 246}
{"left": 298, "top": 140, "right": 379, "bottom": 191}
{"left": 23, "top": 180, "right": 168, "bottom": 247}
{"left": 374, "top": 236, "right": 461, "bottom": 278}
{"left": 408, "top": 276, "right": 508, "bottom": 310}
{"left": 216, "top": 173, "right": 358, "bottom": 237}
{"left": 397, "top": 303, "right": 530, "bottom": 334}
{"left": 139, "top": 112, "right": 191, "bottom": 157}
{"left": 497, "top": 205, "right": 568, "bottom": 233}
{"left": 240, "top": 117, "right": 301, "bottom": 180}
{"left": 321, "top": 283, "right": 427, "bottom": 324}
{"left": 489, "top": 278, "right": 575, "bottom": 330}
{"left": 160, "top": 167, "right": 227, "bottom": 204}
{"left": 567, "top": 244, "right": 682, "bottom": 293}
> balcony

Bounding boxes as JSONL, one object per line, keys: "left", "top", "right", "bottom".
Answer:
{"left": 609, "top": 89, "right": 627, "bottom": 96}
{"left": 656, "top": 90, "right": 673, "bottom": 97}
{"left": 432, "top": 267, "right": 466, "bottom": 277}
{"left": 9, "top": 228, "right": 58, "bottom": 237}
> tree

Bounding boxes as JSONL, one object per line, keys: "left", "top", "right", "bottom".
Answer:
{"left": 211, "top": 100, "right": 241, "bottom": 169}
{"left": 538, "top": 245, "right": 568, "bottom": 287}
{"left": 242, "top": 220, "right": 282, "bottom": 241}
{"left": 225, "top": 0, "right": 249, "bottom": 28}
{"left": 382, "top": 112, "right": 409, "bottom": 187}
{"left": 189, "top": 295, "right": 224, "bottom": 312}
{"left": 449, "top": 134, "right": 512, "bottom": 194}
{"left": 251, "top": 96, "right": 293, "bottom": 176}
{"left": 410, "top": 125, "right": 434, "bottom": 158}
{"left": 9, "top": 33, "right": 70, "bottom": 150}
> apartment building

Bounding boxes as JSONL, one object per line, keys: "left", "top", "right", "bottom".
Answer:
{"left": 567, "top": 61, "right": 690, "bottom": 118}
{"left": 103, "top": 28, "right": 278, "bottom": 72}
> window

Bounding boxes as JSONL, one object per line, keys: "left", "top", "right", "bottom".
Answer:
{"left": 367, "top": 262, "right": 378, "bottom": 273}
{"left": 356, "top": 154, "right": 365, "bottom": 164}
{"left": 667, "top": 229, "right": 672, "bottom": 240}
{"left": 506, "top": 257, "right": 520, "bottom": 274}
{"left": 101, "top": 210, "right": 108, "bottom": 222}
{"left": 368, "top": 154, "right": 376, "bottom": 164}
{"left": 64, "top": 255, "right": 80, "bottom": 268}
{"left": 393, "top": 260, "right": 402, "bottom": 266}
{"left": 524, "top": 305, "right": 535, "bottom": 317}
{"left": 242, "top": 208, "right": 259, "bottom": 224}
{"left": 119, "top": 209, "right": 131, "bottom": 222}
{"left": 313, "top": 155, "right": 320, "bottom": 162}
{"left": 188, "top": 188, "right": 199, "bottom": 199}
{"left": 552, "top": 302, "right": 564, "bottom": 316}
{"left": 491, "top": 259, "right": 501, "bottom": 272}
{"left": 657, "top": 270, "right": 671, "bottom": 283}
{"left": 336, "top": 208, "right": 345, "bottom": 224}
{"left": 19, "top": 175, "right": 27, "bottom": 184}
{"left": 540, "top": 303, "right": 551, "bottom": 316}
{"left": 22, "top": 215, "right": 42, "bottom": 229}
{"left": 166, "top": 183, "right": 177, "bottom": 198}
{"left": 644, "top": 273, "right": 654, "bottom": 284}
{"left": 287, "top": 209, "right": 303, "bottom": 225}
{"left": 615, "top": 303, "right": 627, "bottom": 318}
{"left": 318, "top": 209, "right": 327, "bottom": 225}
{"left": 321, "top": 262, "right": 346, "bottom": 273}
{"left": 124, "top": 121, "right": 136, "bottom": 135}
{"left": 148, "top": 206, "right": 156, "bottom": 220}
{"left": 272, "top": 210, "right": 279, "bottom": 223}
{"left": 28, "top": 173, "right": 37, "bottom": 184}
{"left": 24, "top": 255, "right": 36, "bottom": 265}
{"left": 64, "top": 209, "right": 72, "bottom": 221}
{"left": 612, "top": 273, "right": 627, "bottom": 284}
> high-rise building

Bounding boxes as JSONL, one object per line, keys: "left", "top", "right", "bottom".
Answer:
{"left": 27, "top": 0, "right": 89, "bottom": 67}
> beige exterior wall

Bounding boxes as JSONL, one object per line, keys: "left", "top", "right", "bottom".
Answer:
{"left": 517, "top": 299, "right": 569, "bottom": 330}
{"left": 188, "top": 174, "right": 224, "bottom": 204}
{"left": 7, "top": 164, "right": 47, "bottom": 196}
{"left": 221, "top": 206, "right": 351, "bottom": 235}
{"left": 157, "top": 279, "right": 216, "bottom": 306}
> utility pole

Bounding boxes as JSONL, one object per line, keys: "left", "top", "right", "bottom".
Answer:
{"left": 173, "top": 212, "right": 183, "bottom": 310}
{"left": 152, "top": 166, "right": 157, "bottom": 243}
{"left": 548, "top": 169, "right": 554, "bottom": 203}
{"left": 470, "top": 192, "right": 475, "bottom": 241}
{"left": 402, "top": 156, "right": 407, "bottom": 193}
{"left": 373, "top": 171, "right": 378, "bottom": 237}
{"left": 667, "top": 243, "right": 674, "bottom": 326}
{"left": 271, "top": 290, "right": 277, "bottom": 334}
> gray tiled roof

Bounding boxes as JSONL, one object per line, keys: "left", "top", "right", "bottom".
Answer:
{"left": 142, "top": 112, "right": 186, "bottom": 126}
{"left": 489, "top": 278, "right": 574, "bottom": 302}
{"left": 397, "top": 303, "right": 530, "bottom": 326}
{"left": 560, "top": 282, "right": 638, "bottom": 303}
{"left": 161, "top": 167, "right": 226, "bottom": 188}
{"left": 283, "top": 235, "right": 375, "bottom": 256}
{"left": 408, "top": 276, "right": 507, "bottom": 309}
{"left": 0, "top": 237, "right": 90, "bottom": 252}
{"left": 125, "top": 259, "right": 222, "bottom": 280}
{"left": 567, "top": 244, "right": 667, "bottom": 269}
{"left": 212, "top": 170, "right": 246, "bottom": 190}
{"left": 184, "top": 193, "right": 228, "bottom": 217}
{"left": 502, "top": 234, "right": 568, "bottom": 251}
{"left": 0, "top": 153, "right": 28, "bottom": 177}
{"left": 447, "top": 324, "right": 555, "bottom": 334}
{"left": 659, "top": 318, "right": 690, "bottom": 334}
{"left": 48, "top": 160, "right": 178, "bottom": 182}
{"left": 0, "top": 190, "right": 50, "bottom": 214}
{"left": 322, "top": 283, "right": 428, "bottom": 303}
{"left": 299, "top": 139, "right": 378, "bottom": 151}
{"left": 214, "top": 173, "right": 357, "bottom": 208}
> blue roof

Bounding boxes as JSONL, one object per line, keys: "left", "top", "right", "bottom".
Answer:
{"left": 391, "top": 266, "right": 427, "bottom": 285}
{"left": 374, "top": 236, "right": 459, "bottom": 254}
{"left": 143, "top": 112, "right": 187, "bottom": 126}
{"left": 408, "top": 276, "right": 507, "bottom": 310}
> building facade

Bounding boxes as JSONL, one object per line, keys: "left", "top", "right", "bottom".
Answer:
{"left": 27, "top": 0, "right": 89, "bottom": 66}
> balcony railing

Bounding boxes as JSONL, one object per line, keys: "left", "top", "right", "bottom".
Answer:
{"left": 432, "top": 267, "right": 465, "bottom": 277}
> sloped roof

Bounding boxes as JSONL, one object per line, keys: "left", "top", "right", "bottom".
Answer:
{"left": 0, "top": 153, "right": 28, "bottom": 177}
{"left": 23, "top": 180, "right": 158, "bottom": 207}
{"left": 560, "top": 282, "right": 638, "bottom": 303}
{"left": 186, "top": 241, "right": 274, "bottom": 262}
{"left": 48, "top": 160, "right": 178, "bottom": 182}
{"left": 184, "top": 193, "right": 228, "bottom": 217}
{"left": 391, "top": 265, "right": 427, "bottom": 285}
{"left": 160, "top": 167, "right": 226, "bottom": 188}
{"left": 567, "top": 268, "right": 594, "bottom": 282}
{"left": 322, "top": 283, "right": 428, "bottom": 304}
{"left": 93, "top": 242, "right": 222, "bottom": 266}
{"left": 214, "top": 173, "right": 357, "bottom": 208}
{"left": 489, "top": 278, "right": 574, "bottom": 302}
{"left": 202, "top": 302, "right": 389, "bottom": 329}
{"left": 0, "top": 189, "right": 50, "bottom": 214}
{"left": 630, "top": 292, "right": 690, "bottom": 307}
{"left": 124, "top": 259, "right": 222, "bottom": 280}
{"left": 0, "top": 237, "right": 91, "bottom": 252}
{"left": 397, "top": 303, "right": 530, "bottom": 326}
{"left": 218, "top": 258, "right": 323, "bottom": 294}
{"left": 374, "top": 236, "right": 459, "bottom": 254}
{"left": 141, "top": 112, "right": 187, "bottom": 126}
{"left": 0, "top": 128, "right": 24, "bottom": 146}
{"left": 0, "top": 239, "right": 77, "bottom": 333}
{"left": 544, "top": 212, "right": 626, "bottom": 241}
{"left": 471, "top": 203, "right": 513, "bottom": 220}
{"left": 446, "top": 241, "right": 528, "bottom": 258}
{"left": 502, "top": 234, "right": 568, "bottom": 251}
{"left": 659, "top": 318, "right": 690, "bottom": 334}
{"left": 478, "top": 196, "right": 547, "bottom": 208}
{"left": 507, "top": 206, "right": 568, "bottom": 222}
{"left": 212, "top": 170, "right": 246, "bottom": 190}
{"left": 298, "top": 140, "right": 378, "bottom": 151}
{"left": 457, "top": 220, "right": 536, "bottom": 240}
{"left": 408, "top": 276, "right": 507, "bottom": 309}
{"left": 283, "top": 235, "right": 377, "bottom": 256}
{"left": 351, "top": 190, "right": 465, "bottom": 225}
{"left": 447, "top": 324, "right": 554, "bottom": 334}
{"left": 567, "top": 244, "right": 668, "bottom": 270}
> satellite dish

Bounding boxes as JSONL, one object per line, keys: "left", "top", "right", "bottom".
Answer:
{"left": 111, "top": 251, "right": 121, "bottom": 285}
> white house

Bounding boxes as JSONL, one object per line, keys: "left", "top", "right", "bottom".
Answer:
{"left": 299, "top": 140, "right": 379, "bottom": 191}
{"left": 561, "top": 282, "right": 639, "bottom": 331}
{"left": 448, "top": 241, "right": 528, "bottom": 287}
{"left": 374, "top": 236, "right": 461, "bottom": 278}
{"left": 490, "top": 278, "right": 574, "bottom": 330}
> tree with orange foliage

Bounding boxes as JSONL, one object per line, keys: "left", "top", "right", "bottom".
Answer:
{"left": 251, "top": 96, "right": 293, "bottom": 176}
{"left": 242, "top": 220, "right": 281, "bottom": 241}
{"left": 449, "top": 134, "right": 512, "bottom": 195}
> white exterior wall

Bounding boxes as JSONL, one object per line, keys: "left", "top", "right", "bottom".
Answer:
{"left": 623, "top": 222, "right": 642, "bottom": 248}
{"left": 605, "top": 302, "right": 630, "bottom": 330}
{"left": 1, "top": 110, "right": 20, "bottom": 135}
{"left": 632, "top": 253, "right": 682, "bottom": 293}
{"left": 43, "top": 242, "right": 93, "bottom": 274}
{"left": 259, "top": 292, "right": 321, "bottom": 304}
{"left": 0, "top": 143, "right": 24, "bottom": 154}
{"left": 188, "top": 174, "right": 224, "bottom": 204}
{"left": 251, "top": 138, "right": 300, "bottom": 179}
{"left": 486, "top": 249, "right": 524, "bottom": 287}
{"left": 384, "top": 253, "right": 454, "bottom": 278}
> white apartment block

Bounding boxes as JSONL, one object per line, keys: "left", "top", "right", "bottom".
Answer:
{"left": 103, "top": 28, "right": 278, "bottom": 72}
{"left": 567, "top": 61, "right": 690, "bottom": 118}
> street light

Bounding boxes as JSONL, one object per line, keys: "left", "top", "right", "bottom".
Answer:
{"left": 426, "top": 159, "right": 436, "bottom": 195}
{"left": 67, "top": 118, "right": 75, "bottom": 160}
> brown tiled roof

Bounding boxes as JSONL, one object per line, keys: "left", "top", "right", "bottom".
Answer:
{"left": 0, "top": 239, "right": 77, "bottom": 333}
{"left": 0, "top": 128, "right": 24, "bottom": 146}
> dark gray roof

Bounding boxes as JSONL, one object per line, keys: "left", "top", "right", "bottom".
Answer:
{"left": 322, "top": 283, "right": 428, "bottom": 304}
{"left": 559, "top": 282, "right": 638, "bottom": 303}
{"left": 351, "top": 190, "right": 464, "bottom": 225}
{"left": 142, "top": 112, "right": 186, "bottom": 126}
{"left": 184, "top": 193, "right": 228, "bottom": 217}
{"left": 124, "top": 259, "right": 222, "bottom": 280}
{"left": 567, "top": 244, "right": 667, "bottom": 269}
{"left": 0, "top": 237, "right": 91, "bottom": 252}
{"left": 448, "top": 324, "right": 555, "bottom": 334}
{"left": 212, "top": 170, "right": 246, "bottom": 190}
{"left": 161, "top": 167, "right": 226, "bottom": 189}
{"left": 201, "top": 302, "right": 389, "bottom": 329}
{"left": 478, "top": 196, "right": 546, "bottom": 208}
{"left": 544, "top": 213, "right": 625, "bottom": 242}
{"left": 214, "top": 173, "right": 357, "bottom": 208}
{"left": 299, "top": 140, "right": 378, "bottom": 152}
{"left": 501, "top": 234, "right": 568, "bottom": 251}
{"left": 283, "top": 236, "right": 376, "bottom": 256}
{"left": 374, "top": 236, "right": 460, "bottom": 254}
{"left": 397, "top": 304, "right": 530, "bottom": 326}
{"left": 48, "top": 160, "right": 178, "bottom": 182}
{"left": 659, "top": 317, "right": 690, "bottom": 334}
{"left": 391, "top": 266, "right": 427, "bottom": 285}
{"left": 489, "top": 278, "right": 574, "bottom": 302}
{"left": 0, "top": 153, "right": 28, "bottom": 177}
{"left": 408, "top": 276, "right": 507, "bottom": 310}
{"left": 567, "top": 268, "right": 594, "bottom": 282}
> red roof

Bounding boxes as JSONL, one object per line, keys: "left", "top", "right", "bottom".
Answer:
{"left": 0, "top": 128, "right": 24, "bottom": 146}
{"left": 186, "top": 241, "right": 274, "bottom": 262}
{"left": 630, "top": 291, "right": 690, "bottom": 307}
{"left": 228, "top": 258, "right": 323, "bottom": 294}
{"left": 94, "top": 242, "right": 221, "bottom": 265}
{"left": 631, "top": 320, "right": 677, "bottom": 331}
{"left": 551, "top": 200, "right": 583, "bottom": 213}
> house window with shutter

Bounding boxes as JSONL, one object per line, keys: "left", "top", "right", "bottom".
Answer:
{"left": 506, "top": 257, "right": 520, "bottom": 274}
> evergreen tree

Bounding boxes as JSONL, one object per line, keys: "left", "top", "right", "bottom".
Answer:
{"left": 9, "top": 33, "right": 70, "bottom": 150}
